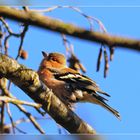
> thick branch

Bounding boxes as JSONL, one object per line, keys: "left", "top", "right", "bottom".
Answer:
{"left": 0, "top": 7, "right": 140, "bottom": 51}
{"left": 0, "top": 53, "right": 95, "bottom": 134}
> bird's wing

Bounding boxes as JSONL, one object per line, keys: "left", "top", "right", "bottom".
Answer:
{"left": 52, "top": 67, "right": 110, "bottom": 98}
{"left": 50, "top": 67, "right": 120, "bottom": 119}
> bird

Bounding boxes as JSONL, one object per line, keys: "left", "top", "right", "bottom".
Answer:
{"left": 38, "top": 51, "right": 120, "bottom": 119}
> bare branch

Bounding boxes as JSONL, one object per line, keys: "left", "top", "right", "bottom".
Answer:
{"left": 62, "top": 34, "right": 86, "bottom": 73}
{"left": 15, "top": 24, "right": 28, "bottom": 60}
{"left": 0, "top": 53, "right": 96, "bottom": 134}
{"left": 0, "top": 78, "right": 7, "bottom": 134}
{"left": 15, "top": 104, "right": 45, "bottom": 134}
{"left": 0, "top": 96, "right": 42, "bottom": 108}
{"left": 5, "top": 103, "right": 15, "bottom": 133}
{"left": 4, "top": 116, "right": 51, "bottom": 134}
{"left": 4, "top": 34, "right": 10, "bottom": 55}
{"left": 0, "top": 7, "right": 140, "bottom": 51}
{"left": 0, "top": 17, "right": 21, "bottom": 37}
{"left": 30, "top": 6, "right": 107, "bottom": 32}
{"left": 0, "top": 101, "right": 5, "bottom": 133}
{"left": 0, "top": 31, "right": 2, "bottom": 37}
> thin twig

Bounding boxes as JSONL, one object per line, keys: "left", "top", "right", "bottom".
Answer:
{"left": 15, "top": 126, "right": 27, "bottom": 134}
{"left": 0, "top": 17, "right": 21, "bottom": 37}
{"left": 61, "top": 34, "right": 73, "bottom": 55}
{"left": 15, "top": 24, "right": 28, "bottom": 60}
{"left": 0, "top": 102, "right": 5, "bottom": 133}
{"left": 8, "top": 24, "right": 29, "bottom": 90}
{"left": 31, "top": 6, "right": 107, "bottom": 32}
{"left": 0, "top": 25, "right": 3, "bottom": 53}
{"left": 5, "top": 103, "right": 15, "bottom": 133}
{"left": 0, "top": 96, "right": 42, "bottom": 108}
{"left": 15, "top": 104, "right": 45, "bottom": 134}
{"left": 0, "top": 78, "right": 7, "bottom": 134}
{"left": 4, "top": 116, "right": 51, "bottom": 134}
{"left": 4, "top": 34, "right": 10, "bottom": 55}
{"left": 62, "top": 34, "right": 86, "bottom": 73}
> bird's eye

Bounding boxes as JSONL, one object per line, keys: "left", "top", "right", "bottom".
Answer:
{"left": 52, "top": 57, "right": 57, "bottom": 61}
{"left": 49, "top": 57, "right": 57, "bottom": 61}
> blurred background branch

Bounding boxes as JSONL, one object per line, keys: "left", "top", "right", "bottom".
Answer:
{"left": 0, "top": 7, "right": 140, "bottom": 51}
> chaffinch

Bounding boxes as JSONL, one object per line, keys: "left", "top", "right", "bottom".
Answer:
{"left": 38, "top": 51, "right": 120, "bottom": 119}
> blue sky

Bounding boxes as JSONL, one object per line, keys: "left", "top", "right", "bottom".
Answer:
{"left": 1, "top": 1, "right": 140, "bottom": 140}
{"left": 2, "top": 0, "right": 140, "bottom": 6}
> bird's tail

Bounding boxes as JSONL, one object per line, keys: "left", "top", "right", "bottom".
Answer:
{"left": 99, "top": 101, "right": 121, "bottom": 120}
{"left": 89, "top": 94, "right": 121, "bottom": 120}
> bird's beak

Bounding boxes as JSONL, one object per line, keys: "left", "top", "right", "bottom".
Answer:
{"left": 42, "top": 51, "right": 48, "bottom": 58}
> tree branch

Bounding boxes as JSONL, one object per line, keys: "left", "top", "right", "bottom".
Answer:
{"left": 0, "top": 7, "right": 140, "bottom": 51}
{"left": 0, "top": 31, "right": 2, "bottom": 37}
{"left": 0, "top": 96, "right": 42, "bottom": 108}
{"left": 0, "top": 53, "right": 96, "bottom": 134}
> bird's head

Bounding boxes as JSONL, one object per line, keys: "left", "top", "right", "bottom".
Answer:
{"left": 40, "top": 51, "right": 66, "bottom": 69}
